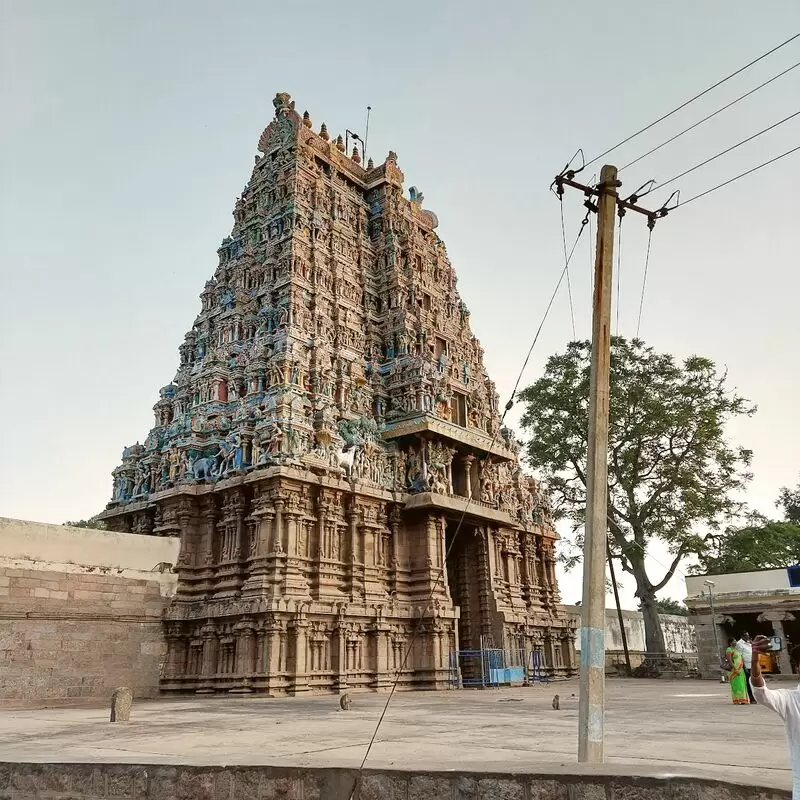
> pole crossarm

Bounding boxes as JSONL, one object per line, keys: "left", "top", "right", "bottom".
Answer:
{"left": 553, "top": 173, "right": 674, "bottom": 229}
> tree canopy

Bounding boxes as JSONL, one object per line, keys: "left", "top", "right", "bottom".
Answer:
{"left": 696, "top": 485, "right": 800, "bottom": 574}
{"left": 519, "top": 337, "right": 754, "bottom": 653}
{"left": 698, "top": 520, "right": 800, "bottom": 574}
{"left": 638, "top": 597, "right": 689, "bottom": 617}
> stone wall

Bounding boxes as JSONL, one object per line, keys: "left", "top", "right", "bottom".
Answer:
{"left": 565, "top": 605, "right": 697, "bottom": 668}
{"left": 0, "top": 763, "right": 787, "bottom": 800}
{"left": 0, "top": 518, "right": 179, "bottom": 706}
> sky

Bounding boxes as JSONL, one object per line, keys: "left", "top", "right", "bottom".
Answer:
{"left": 1, "top": 1, "right": 799, "bottom": 610}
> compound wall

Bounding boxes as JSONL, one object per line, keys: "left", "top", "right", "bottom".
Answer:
{"left": 0, "top": 518, "right": 179, "bottom": 706}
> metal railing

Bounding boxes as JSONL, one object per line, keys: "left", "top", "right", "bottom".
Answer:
{"left": 448, "top": 648, "right": 551, "bottom": 688}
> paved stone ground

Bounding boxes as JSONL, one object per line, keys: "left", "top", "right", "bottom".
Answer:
{"left": 0, "top": 679, "right": 792, "bottom": 792}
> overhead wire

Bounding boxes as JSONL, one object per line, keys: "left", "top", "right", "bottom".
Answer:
{"left": 649, "top": 109, "right": 800, "bottom": 194}
{"left": 583, "top": 31, "right": 800, "bottom": 170}
{"left": 349, "top": 210, "right": 592, "bottom": 797}
{"left": 677, "top": 143, "right": 800, "bottom": 208}
{"left": 619, "top": 60, "right": 800, "bottom": 173}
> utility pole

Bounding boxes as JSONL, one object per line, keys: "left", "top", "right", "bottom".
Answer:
{"left": 553, "top": 161, "right": 669, "bottom": 765}
{"left": 607, "top": 539, "right": 632, "bottom": 676}
{"left": 578, "top": 164, "right": 619, "bottom": 763}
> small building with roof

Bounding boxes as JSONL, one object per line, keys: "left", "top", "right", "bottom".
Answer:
{"left": 685, "top": 566, "right": 800, "bottom": 679}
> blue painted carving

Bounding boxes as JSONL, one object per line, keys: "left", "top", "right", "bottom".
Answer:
{"left": 191, "top": 456, "right": 216, "bottom": 482}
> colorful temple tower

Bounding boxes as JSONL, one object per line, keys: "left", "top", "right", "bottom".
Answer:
{"left": 100, "top": 93, "right": 576, "bottom": 694}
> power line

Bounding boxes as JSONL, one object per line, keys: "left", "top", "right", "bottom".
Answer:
{"left": 350, "top": 211, "right": 591, "bottom": 795}
{"left": 653, "top": 109, "right": 800, "bottom": 193}
{"left": 619, "top": 60, "right": 800, "bottom": 173}
{"left": 677, "top": 143, "right": 800, "bottom": 208}
{"left": 584, "top": 31, "right": 800, "bottom": 169}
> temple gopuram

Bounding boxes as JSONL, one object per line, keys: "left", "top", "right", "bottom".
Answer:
{"left": 100, "top": 93, "right": 576, "bottom": 694}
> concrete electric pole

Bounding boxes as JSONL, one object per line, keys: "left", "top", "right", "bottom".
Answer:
{"left": 578, "top": 164, "right": 619, "bottom": 763}
{"left": 553, "top": 162, "right": 669, "bottom": 764}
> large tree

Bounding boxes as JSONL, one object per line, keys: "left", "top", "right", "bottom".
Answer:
{"left": 519, "top": 338, "right": 754, "bottom": 653}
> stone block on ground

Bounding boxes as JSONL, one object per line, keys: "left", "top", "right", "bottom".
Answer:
{"left": 109, "top": 686, "right": 132, "bottom": 722}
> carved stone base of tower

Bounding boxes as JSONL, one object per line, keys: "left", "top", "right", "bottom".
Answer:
{"left": 104, "top": 459, "right": 574, "bottom": 695}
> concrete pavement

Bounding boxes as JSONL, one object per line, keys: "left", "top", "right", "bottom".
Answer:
{"left": 0, "top": 679, "right": 791, "bottom": 792}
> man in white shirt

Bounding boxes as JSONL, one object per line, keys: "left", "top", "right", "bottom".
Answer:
{"left": 736, "top": 632, "right": 756, "bottom": 704}
{"left": 751, "top": 635, "right": 800, "bottom": 798}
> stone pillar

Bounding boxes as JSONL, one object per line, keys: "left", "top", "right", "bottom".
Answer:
{"left": 266, "top": 622, "right": 282, "bottom": 675}
{"left": 236, "top": 623, "right": 255, "bottom": 675}
{"left": 284, "top": 511, "right": 310, "bottom": 595}
{"left": 289, "top": 616, "right": 309, "bottom": 695}
{"left": 201, "top": 627, "right": 218, "bottom": 676}
{"left": 273, "top": 499, "right": 285, "bottom": 553}
{"left": 241, "top": 507, "right": 274, "bottom": 597}
{"left": 317, "top": 502, "right": 327, "bottom": 559}
{"left": 334, "top": 616, "right": 348, "bottom": 692}
{"left": 373, "top": 624, "right": 391, "bottom": 689}
{"left": 198, "top": 623, "right": 219, "bottom": 693}
{"left": 231, "top": 495, "right": 246, "bottom": 562}
{"left": 255, "top": 628, "right": 266, "bottom": 674}
{"left": 462, "top": 455, "right": 475, "bottom": 500}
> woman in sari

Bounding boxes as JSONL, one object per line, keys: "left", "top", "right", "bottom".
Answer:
{"left": 726, "top": 636, "right": 750, "bottom": 705}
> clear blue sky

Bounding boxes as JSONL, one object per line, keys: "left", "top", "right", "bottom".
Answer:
{"left": 2, "top": 1, "right": 799, "bottom": 608}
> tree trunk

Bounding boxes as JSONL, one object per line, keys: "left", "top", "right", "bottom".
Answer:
{"left": 630, "top": 563, "right": 667, "bottom": 654}
{"left": 638, "top": 591, "right": 667, "bottom": 654}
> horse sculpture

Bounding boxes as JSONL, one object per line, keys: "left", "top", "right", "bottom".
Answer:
{"left": 335, "top": 446, "right": 358, "bottom": 478}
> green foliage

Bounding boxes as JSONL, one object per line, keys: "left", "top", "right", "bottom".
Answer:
{"left": 518, "top": 337, "right": 755, "bottom": 651}
{"left": 638, "top": 597, "right": 688, "bottom": 616}
{"left": 778, "top": 480, "right": 800, "bottom": 525}
{"left": 697, "top": 518, "right": 800, "bottom": 574}
{"left": 64, "top": 518, "right": 107, "bottom": 530}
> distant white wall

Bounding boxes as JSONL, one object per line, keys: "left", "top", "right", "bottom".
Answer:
{"left": 564, "top": 605, "right": 696, "bottom": 655}
{"left": 685, "top": 569, "right": 790, "bottom": 599}
{"left": 0, "top": 517, "right": 179, "bottom": 577}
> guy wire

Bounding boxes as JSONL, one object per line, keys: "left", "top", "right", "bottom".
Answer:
{"left": 560, "top": 198, "right": 577, "bottom": 340}
{"left": 635, "top": 228, "right": 654, "bottom": 339}
{"left": 349, "top": 210, "right": 591, "bottom": 797}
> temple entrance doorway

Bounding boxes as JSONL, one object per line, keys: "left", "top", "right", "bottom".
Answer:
{"left": 445, "top": 519, "right": 485, "bottom": 654}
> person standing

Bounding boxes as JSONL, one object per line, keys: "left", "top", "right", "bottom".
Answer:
{"left": 751, "top": 635, "right": 800, "bottom": 798}
{"left": 725, "top": 637, "right": 750, "bottom": 705}
{"left": 736, "top": 632, "right": 757, "bottom": 704}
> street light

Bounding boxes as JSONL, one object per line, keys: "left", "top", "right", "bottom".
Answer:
{"left": 704, "top": 580, "right": 725, "bottom": 683}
